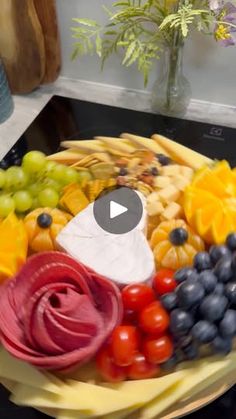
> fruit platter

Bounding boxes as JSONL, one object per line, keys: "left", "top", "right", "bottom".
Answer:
{"left": 1, "top": 132, "right": 236, "bottom": 419}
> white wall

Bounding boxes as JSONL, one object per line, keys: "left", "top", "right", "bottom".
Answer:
{"left": 56, "top": 0, "right": 236, "bottom": 106}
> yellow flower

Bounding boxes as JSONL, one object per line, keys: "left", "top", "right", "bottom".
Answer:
{"left": 215, "top": 24, "right": 231, "bottom": 41}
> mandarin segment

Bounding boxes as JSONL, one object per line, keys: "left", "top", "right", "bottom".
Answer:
{"left": 150, "top": 219, "right": 204, "bottom": 270}
{"left": 184, "top": 161, "right": 236, "bottom": 244}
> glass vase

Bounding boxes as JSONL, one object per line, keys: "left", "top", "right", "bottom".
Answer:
{"left": 152, "top": 40, "right": 191, "bottom": 117}
{"left": 0, "top": 59, "right": 14, "bottom": 124}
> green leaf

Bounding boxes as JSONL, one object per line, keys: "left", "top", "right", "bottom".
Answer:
{"left": 96, "top": 34, "right": 102, "bottom": 57}
{"left": 122, "top": 40, "right": 137, "bottom": 64}
{"left": 72, "top": 18, "right": 99, "bottom": 27}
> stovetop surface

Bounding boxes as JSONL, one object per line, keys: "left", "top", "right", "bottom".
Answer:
{"left": 1, "top": 95, "right": 236, "bottom": 419}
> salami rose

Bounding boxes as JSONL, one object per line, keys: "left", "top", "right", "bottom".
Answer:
{"left": 0, "top": 252, "right": 122, "bottom": 371}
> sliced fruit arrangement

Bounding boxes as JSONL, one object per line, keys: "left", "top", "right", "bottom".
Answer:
{"left": 184, "top": 160, "right": 236, "bottom": 244}
{"left": 0, "top": 213, "right": 28, "bottom": 283}
{"left": 24, "top": 207, "right": 72, "bottom": 252}
{"left": 150, "top": 219, "right": 204, "bottom": 270}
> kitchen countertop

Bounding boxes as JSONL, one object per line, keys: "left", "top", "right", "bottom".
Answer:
{"left": 0, "top": 76, "right": 236, "bottom": 160}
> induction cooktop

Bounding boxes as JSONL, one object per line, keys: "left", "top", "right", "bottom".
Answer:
{"left": 1, "top": 95, "right": 236, "bottom": 419}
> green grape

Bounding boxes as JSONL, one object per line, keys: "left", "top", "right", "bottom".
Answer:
{"left": 77, "top": 170, "right": 93, "bottom": 184}
{"left": 49, "top": 164, "right": 67, "bottom": 183}
{"left": 0, "top": 195, "right": 15, "bottom": 217}
{"left": 38, "top": 161, "right": 57, "bottom": 180}
{"left": 43, "top": 178, "right": 61, "bottom": 193}
{"left": 0, "top": 169, "right": 6, "bottom": 188}
{"left": 5, "top": 166, "right": 29, "bottom": 190}
{"left": 38, "top": 188, "right": 59, "bottom": 208}
{"left": 13, "top": 190, "right": 33, "bottom": 212}
{"left": 27, "top": 182, "right": 43, "bottom": 197}
{"left": 31, "top": 197, "right": 40, "bottom": 210}
{"left": 64, "top": 167, "right": 79, "bottom": 185}
{"left": 22, "top": 151, "right": 46, "bottom": 175}
{"left": 44, "top": 161, "right": 57, "bottom": 175}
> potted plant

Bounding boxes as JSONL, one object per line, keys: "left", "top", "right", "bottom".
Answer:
{"left": 71, "top": 0, "right": 236, "bottom": 117}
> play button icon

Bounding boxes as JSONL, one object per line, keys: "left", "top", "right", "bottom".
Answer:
{"left": 93, "top": 187, "right": 144, "bottom": 234}
{"left": 110, "top": 201, "right": 128, "bottom": 219}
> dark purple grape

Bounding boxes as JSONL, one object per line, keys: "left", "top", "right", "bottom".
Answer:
{"left": 219, "top": 309, "right": 236, "bottom": 337}
{"left": 169, "top": 228, "right": 188, "bottom": 246}
{"left": 174, "top": 267, "right": 198, "bottom": 283}
{"left": 156, "top": 154, "right": 172, "bottom": 166}
{"left": 161, "top": 353, "right": 178, "bottom": 371}
{"left": 209, "top": 245, "right": 231, "bottom": 265}
{"left": 214, "top": 256, "right": 233, "bottom": 282}
{"left": 212, "top": 335, "right": 232, "bottom": 355}
{"left": 170, "top": 309, "right": 194, "bottom": 337}
{"left": 214, "top": 282, "right": 225, "bottom": 295}
{"left": 231, "top": 253, "right": 236, "bottom": 273}
{"left": 177, "top": 280, "right": 205, "bottom": 309}
{"left": 225, "top": 282, "right": 236, "bottom": 304}
{"left": 200, "top": 294, "right": 228, "bottom": 322}
{"left": 198, "top": 270, "right": 217, "bottom": 294}
{"left": 183, "top": 342, "right": 199, "bottom": 360}
{"left": 177, "top": 335, "right": 193, "bottom": 349}
{"left": 191, "top": 320, "right": 217, "bottom": 343}
{"left": 226, "top": 233, "right": 236, "bottom": 251}
{"left": 161, "top": 293, "right": 178, "bottom": 311}
{"left": 193, "top": 252, "right": 212, "bottom": 272}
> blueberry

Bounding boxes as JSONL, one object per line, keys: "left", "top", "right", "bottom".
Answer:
{"left": 150, "top": 167, "right": 159, "bottom": 176}
{"left": 177, "top": 280, "right": 205, "bottom": 309}
{"left": 161, "top": 293, "right": 178, "bottom": 311}
{"left": 174, "top": 267, "right": 198, "bottom": 284}
{"left": 170, "top": 309, "right": 194, "bottom": 337}
{"left": 119, "top": 167, "right": 128, "bottom": 176}
{"left": 226, "top": 233, "right": 236, "bottom": 251}
{"left": 225, "top": 282, "right": 236, "bottom": 304}
{"left": 193, "top": 252, "right": 212, "bottom": 272}
{"left": 191, "top": 320, "right": 217, "bottom": 343}
{"left": 161, "top": 353, "right": 178, "bottom": 371}
{"left": 198, "top": 270, "right": 217, "bottom": 294}
{"left": 156, "top": 154, "right": 171, "bottom": 166}
{"left": 219, "top": 309, "right": 236, "bottom": 337}
{"left": 212, "top": 335, "right": 232, "bottom": 355}
{"left": 200, "top": 294, "right": 228, "bottom": 322}
{"left": 214, "top": 256, "right": 233, "bottom": 282}
{"left": 214, "top": 282, "right": 225, "bottom": 295}
{"left": 209, "top": 245, "right": 231, "bottom": 265}
{"left": 169, "top": 228, "right": 188, "bottom": 246}
{"left": 183, "top": 342, "right": 199, "bottom": 360}
{"left": 37, "top": 213, "right": 53, "bottom": 228}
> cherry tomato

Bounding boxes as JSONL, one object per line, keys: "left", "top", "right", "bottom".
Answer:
{"left": 127, "top": 352, "right": 160, "bottom": 380}
{"left": 139, "top": 301, "right": 169, "bottom": 335}
{"left": 153, "top": 269, "right": 177, "bottom": 296}
{"left": 111, "top": 325, "right": 140, "bottom": 366}
{"left": 122, "top": 283, "right": 155, "bottom": 312}
{"left": 96, "top": 346, "right": 127, "bottom": 382}
{"left": 143, "top": 335, "right": 174, "bottom": 364}
{"left": 123, "top": 309, "right": 138, "bottom": 325}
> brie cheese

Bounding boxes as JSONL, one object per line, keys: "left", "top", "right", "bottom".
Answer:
{"left": 56, "top": 198, "right": 155, "bottom": 286}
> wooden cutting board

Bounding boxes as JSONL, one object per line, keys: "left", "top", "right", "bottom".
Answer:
{"left": 34, "top": 0, "right": 61, "bottom": 84}
{"left": 0, "top": 0, "right": 45, "bottom": 93}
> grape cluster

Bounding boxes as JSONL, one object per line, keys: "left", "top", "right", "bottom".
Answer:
{"left": 161, "top": 233, "right": 236, "bottom": 368}
{"left": 0, "top": 151, "right": 92, "bottom": 217}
